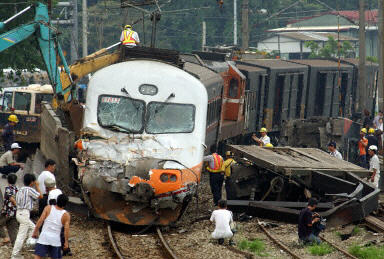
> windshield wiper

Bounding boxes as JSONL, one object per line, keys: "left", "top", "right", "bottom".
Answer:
{"left": 155, "top": 93, "right": 175, "bottom": 114}
{"left": 104, "top": 124, "right": 132, "bottom": 133}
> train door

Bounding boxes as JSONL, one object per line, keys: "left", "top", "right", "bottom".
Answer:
{"left": 223, "top": 64, "right": 245, "bottom": 121}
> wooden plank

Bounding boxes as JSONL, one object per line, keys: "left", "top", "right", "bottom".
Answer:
{"left": 228, "top": 145, "right": 368, "bottom": 174}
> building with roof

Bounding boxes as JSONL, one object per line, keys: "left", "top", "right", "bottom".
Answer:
{"left": 257, "top": 32, "right": 358, "bottom": 60}
{"left": 267, "top": 10, "right": 378, "bottom": 57}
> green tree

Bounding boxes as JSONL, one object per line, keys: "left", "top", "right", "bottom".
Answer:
{"left": 305, "top": 36, "right": 354, "bottom": 58}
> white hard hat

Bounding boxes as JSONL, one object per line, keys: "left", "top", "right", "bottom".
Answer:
{"left": 369, "top": 145, "right": 378, "bottom": 151}
{"left": 11, "top": 143, "right": 21, "bottom": 149}
{"left": 44, "top": 177, "right": 56, "bottom": 188}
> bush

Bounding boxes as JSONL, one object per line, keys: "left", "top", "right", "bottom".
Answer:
{"left": 349, "top": 245, "right": 384, "bottom": 259}
{"left": 307, "top": 243, "right": 333, "bottom": 256}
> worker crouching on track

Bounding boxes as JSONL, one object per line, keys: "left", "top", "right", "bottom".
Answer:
{"left": 298, "top": 198, "right": 324, "bottom": 245}
{"left": 204, "top": 149, "right": 225, "bottom": 206}
{"left": 210, "top": 199, "right": 235, "bottom": 245}
{"left": 367, "top": 145, "right": 380, "bottom": 189}
{"left": 2, "top": 115, "right": 18, "bottom": 151}
{"left": 0, "top": 143, "right": 24, "bottom": 178}
{"left": 252, "top": 128, "right": 271, "bottom": 146}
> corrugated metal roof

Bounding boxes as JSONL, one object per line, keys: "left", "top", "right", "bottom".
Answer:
{"left": 269, "top": 26, "right": 359, "bottom": 32}
{"left": 289, "top": 59, "right": 352, "bottom": 68}
{"left": 330, "top": 10, "right": 378, "bottom": 24}
{"left": 342, "top": 58, "right": 379, "bottom": 67}
{"left": 242, "top": 59, "right": 308, "bottom": 69}
{"left": 278, "top": 32, "right": 357, "bottom": 42}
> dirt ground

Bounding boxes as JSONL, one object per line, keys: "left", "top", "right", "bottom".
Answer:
{"left": 0, "top": 172, "right": 382, "bottom": 259}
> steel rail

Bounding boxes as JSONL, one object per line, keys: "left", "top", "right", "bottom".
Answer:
{"left": 107, "top": 224, "right": 125, "bottom": 259}
{"left": 257, "top": 219, "right": 302, "bottom": 259}
{"left": 156, "top": 227, "right": 179, "bottom": 259}
{"left": 320, "top": 236, "right": 358, "bottom": 259}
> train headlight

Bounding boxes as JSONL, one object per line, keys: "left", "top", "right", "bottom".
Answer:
{"left": 139, "top": 84, "right": 158, "bottom": 96}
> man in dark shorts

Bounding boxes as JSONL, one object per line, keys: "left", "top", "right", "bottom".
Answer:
{"left": 298, "top": 198, "right": 321, "bottom": 245}
{"left": 33, "top": 194, "right": 70, "bottom": 259}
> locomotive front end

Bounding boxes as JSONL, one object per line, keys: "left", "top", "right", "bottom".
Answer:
{"left": 75, "top": 60, "right": 207, "bottom": 225}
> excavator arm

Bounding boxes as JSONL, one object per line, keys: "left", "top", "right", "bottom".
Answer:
{"left": 0, "top": 2, "right": 73, "bottom": 101}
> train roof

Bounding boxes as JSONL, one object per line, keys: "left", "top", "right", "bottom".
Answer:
{"left": 341, "top": 58, "right": 379, "bottom": 67}
{"left": 239, "top": 59, "right": 308, "bottom": 70}
{"left": 236, "top": 63, "right": 267, "bottom": 73}
{"left": 183, "top": 62, "right": 223, "bottom": 86}
{"left": 288, "top": 59, "right": 353, "bottom": 69}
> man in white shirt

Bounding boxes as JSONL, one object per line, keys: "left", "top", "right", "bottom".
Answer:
{"left": 37, "top": 159, "right": 56, "bottom": 215}
{"left": 327, "top": 141, "right": 342, "bottom": 160}
{"left": 210, "top": 199, "right": 234, "bottom": 245}
{"left": 368, "top": 145, "right": 380, "bottom": 189}
{"left": 252, "top": 128, "right": 271, "bottom": 146}
{"left": 120, "top": 25, "right": 140, "bottom": 47}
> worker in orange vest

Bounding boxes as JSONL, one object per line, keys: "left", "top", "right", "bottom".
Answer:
{"left": 120, "top": 25, "right": 140, "bottom": 47}
{"left": 204, "top": 149, "right": 225, "bottom": 206}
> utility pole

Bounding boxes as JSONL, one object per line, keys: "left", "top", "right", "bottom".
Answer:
{"left": 241, "top": 0, "right": 249, "bottom": 50}
{"left": 358, "top": 0, "right": 366, "bottom": 112}
{"left": 234, "top": 0, "right": 237, "bottom": 46}
{"left": 70, "top": 0, "right": 79, "bottom": 63}
{"left": 378, "top": 0, "right": 384, "bottom": 111}
{"left": 82, "top": 0, "right": 88, "bottom": 57}
{"left": 202, "top": 21, "right": 206, "bottom": 51}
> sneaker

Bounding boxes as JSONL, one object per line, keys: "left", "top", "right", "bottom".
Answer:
{"left": 218, "top": 238, "right": 224, "bottom": 245}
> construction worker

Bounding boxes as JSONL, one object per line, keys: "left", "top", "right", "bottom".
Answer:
{"left": 252, "top": 128, "right": 270, "bottom": 146}
{"left": 367, "top": 145, "right": 380, "bottom": 189}
{"left": 204, "top": 149, "right": 225, "bottom": 206}
{"left": 223, "top": 151, "right": 236, "bottom": 199}
{"left": 366, "top": 128, "right": 378, "bottom": 156}
{"left": 327, "top": 141, "right": 342, "bottom": 160}
{"left": 120, "top": 25, "right": 140, "bottom": 47}
{"left": 2, "top": 115, "right": 18, "bottom": 151}
{"left": 358, "top": 128, "right": 368, "bottom": 169}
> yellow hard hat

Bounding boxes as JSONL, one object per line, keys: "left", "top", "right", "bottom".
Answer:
{"left": 259, "top": 127, "right": 267, "bottom": 133}
{"left": 225, "top": 151, "right": 233, "bottom": 156}
{"left": 8, "top": 114, "right": 18, "bottom": 123}
{"left": 368, "top": 128, "right": 375, "bottom": 134}
{"left": 360, "top": 128, "right": 367, "bottom": 133}
{"left": 265, "top": 143, "right": 273, "bottom": 147}
{"left": 124, "top": 24, "right": 132, "bottom": 29}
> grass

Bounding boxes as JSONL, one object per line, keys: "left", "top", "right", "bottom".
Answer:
{"left": 307, "top": 243, "right": 333, "bottom": 256}
{"left": 238, "top": 238, "right": 269, "bottom": 256}
{"left": 351, "top": 226, "right": 363, "bottom": 236}
{"left": 349, "top": 245, "right": 384, "bottom": 259}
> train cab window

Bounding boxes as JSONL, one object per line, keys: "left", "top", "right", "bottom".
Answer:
{"left": 146, "top": 102, "right": 195, "bottom": 134}
{"left": 14, "top": 92, "right": 31, "bottom": 111}
{"left": 2, "top": 91, "right": 13, "bottom": 111}
{"left": 35, "top": 93, "right": 53, "bottom": 114}
{"left": 228, "top": 79, "right": 239, "bottom": 98}
{"left": 98, "top": 95, "right": 145, "bottom": 133}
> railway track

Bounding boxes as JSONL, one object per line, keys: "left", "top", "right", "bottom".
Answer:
{"left": 256, "top": 218, "right": 358, "bottom": 259}
{"left": 107, "top": 224, "right": 179, "bottom": 259}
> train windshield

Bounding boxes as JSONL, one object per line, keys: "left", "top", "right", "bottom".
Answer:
{"left": 146, "top": 102, "right": 195, "bottom": 134}
{"left": 98, "top": 95, "right": 145, "bottom": 133}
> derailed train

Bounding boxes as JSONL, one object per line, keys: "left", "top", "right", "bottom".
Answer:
{"left": 44, "top": 47, "right": 377, "bottom": 226}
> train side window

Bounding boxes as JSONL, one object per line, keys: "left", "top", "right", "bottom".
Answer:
{"left": 228, "top": 79, "right": 238, "bottom": 98}
{"left": 207, "top": 103, "right": 211, "bottom": 125}
{"left": 315, "top": 73, "right": 326, "bottom": 116}
{"left": 296, "top": 74, "right": 304, "bottom": 118}
{"left": 2, "top": 91, "right": 13, "bottom": 111}
{"left": 216, "top": 99, "right": 221, "bottom": 121}
{"left": 14, "top": 92, "right": 31, "bottom": 111}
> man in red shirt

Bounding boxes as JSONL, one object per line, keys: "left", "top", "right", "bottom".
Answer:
{"left": 358, "top": 128, "right": 369, "bottom": 169}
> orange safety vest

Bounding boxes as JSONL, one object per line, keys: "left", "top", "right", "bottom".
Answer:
{"left": 206, "top": 153, "right": 224, "bottom": 173}
{"left": 122, "top": 30, "right": 136, "bottom": 45}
